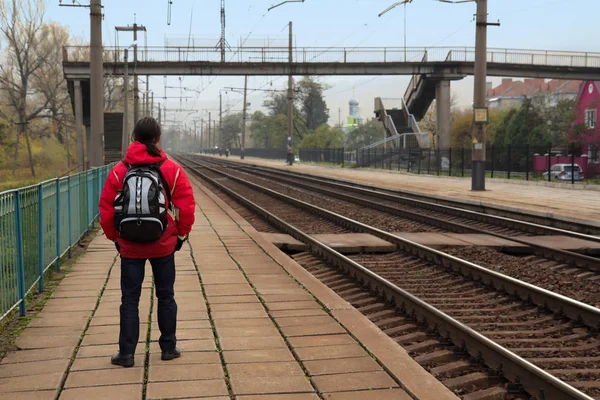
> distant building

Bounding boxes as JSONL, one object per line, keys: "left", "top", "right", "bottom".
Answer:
{"left": 486, "top": 78, "right": 581, "bottom": 110}
{"left": 347, "top": 98, "right": 364, "bottom": 131}
{"left": 574, "top": 81, "right": 600, "bottom": 159}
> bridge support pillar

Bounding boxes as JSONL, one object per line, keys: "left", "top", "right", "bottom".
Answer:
{"left": 436, "top": 80, "right": 451, "bottom": 150}
{"left": 74, "top": 80, "right": 85, "bottom": 172}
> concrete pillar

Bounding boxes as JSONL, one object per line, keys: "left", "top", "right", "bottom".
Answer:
{"left": 85, "top": 124, "right": 92, "bottom": 170}
{"left": 436, "top": 80, "right": 451, "bottom": 150}
{"left": 74, "top": 80, "right": 85, "bottom": 172}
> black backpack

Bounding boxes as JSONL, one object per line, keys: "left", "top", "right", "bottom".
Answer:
{"left": 113, "top": 161, "right": 172, "bottom": 243}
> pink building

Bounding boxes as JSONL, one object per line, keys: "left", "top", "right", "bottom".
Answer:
{"left": 574, "top": 81, "right": 600, "bottom": 157}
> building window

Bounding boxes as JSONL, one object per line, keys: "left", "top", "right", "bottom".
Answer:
{"left": 585, "top": 109, "right": 596, "bottom": 129}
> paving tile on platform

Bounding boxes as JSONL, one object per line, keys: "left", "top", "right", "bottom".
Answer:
{"left": 148, "top": 351, "right": 221, "bottom": 365}
{"left": 288, "top": 335, "right": 356, "bottom": 349}
{"left": 148, "top": 364, "right": 223, "bottom": 382}
{"left": 0, "top": 372, "right": 64, "bottom": 393}
{"left": 146, "top": 379, "right": 228, "bottom": 399}
{"left": 0, "top": 358, "right": 69, "bottom": 378}
{"left": 227, "top": 362, "right": 305, "bottom": 379}
{"left": 323, "top": 389, "right": 412, "bottom": 400}
{"left": 279, "top": 323, "right": 346, "bottom": 337}
{"left": 223, "top": 349, "right": 295, "bottom": 364}
{"left": 60, "top": 384, "right": 142, "bottom": 400}
{"left": 219, "top": 336, "right": 287, "bottom": 351}
{"left": 312, "top": 371, "right": 398, "bottom": 392}
{"left": 237, "top": 395, "right": 319, "bottom": 400}
{"left": 150, "top": 339, "right": 215, "bottom": 353}
{"left": 64, "top": 367, "right": 144, "bottom": 388}
{"left": 304, "top": 356, "right": 382, "bottom": 376}
{"left": 0, "top": 347, "right": 74, "bottom": 364}
{"left": 294, "top": 344, "right": 366, "bottom": 361}
{"left": 231, "top": 375, "right": 314, "bottom": 396}
{"left": 0, "top": 390, "right": 57, "bottom": 400}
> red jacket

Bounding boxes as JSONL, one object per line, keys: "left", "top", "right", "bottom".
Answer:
{"left": 99, "top": 142, "right": 195, "bottom": 259}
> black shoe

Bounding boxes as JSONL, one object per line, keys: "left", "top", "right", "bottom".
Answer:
{"left": 111, "top": 352, "right": 135, "bottom": 368}
{"left": 161, "top": 347, "right": 181, "bottom": 361}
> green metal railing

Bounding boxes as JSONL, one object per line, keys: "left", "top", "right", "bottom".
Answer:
{"left": 0, "top": 164, "right": 113, "bottom": 322}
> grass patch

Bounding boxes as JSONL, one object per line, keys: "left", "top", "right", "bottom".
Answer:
{"left": 0, "top": 230, "right": 98, "bottom": 361}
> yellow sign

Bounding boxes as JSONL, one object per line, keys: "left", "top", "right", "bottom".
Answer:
{"left": 472, "top": 137, "right": 478, "bottom": 144}
{"left": 474, "top": 107, "right": 489, "bottom": 124}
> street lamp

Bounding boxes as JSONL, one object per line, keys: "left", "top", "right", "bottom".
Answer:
{"left": 378, "top": 1, "right": 412, "bottom": 62}
{"left": 380, "top": 0, "right": 495, "bottom": 191}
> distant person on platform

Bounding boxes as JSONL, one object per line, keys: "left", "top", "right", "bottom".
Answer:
{"left": 99, "top": 117, "right": 196, "bottom": 368}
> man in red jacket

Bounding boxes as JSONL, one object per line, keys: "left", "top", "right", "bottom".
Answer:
{"left": 99, "top": 117, "right": 196, "bottom": 367}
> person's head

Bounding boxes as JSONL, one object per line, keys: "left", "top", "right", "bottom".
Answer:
{"left": 132, "top": 117, "right": 162, "bottom": 157}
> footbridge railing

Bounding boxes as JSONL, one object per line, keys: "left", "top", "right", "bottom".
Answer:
{"left": 63, "top": 46, "right": 600, "bottom": 68}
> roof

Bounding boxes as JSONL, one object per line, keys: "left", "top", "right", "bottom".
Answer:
{"left": 486, "top": 78, "right": 582, "bottom": 99}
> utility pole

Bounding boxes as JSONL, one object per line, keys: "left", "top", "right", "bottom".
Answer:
{"left": 201, "top": 119, "right": 204, "bottom": 151}
{"left": 471, "top": 0, "right": 491, "bottom": 191}
{"left": 146, "top": 75, "right": 150, "bottom": 117}
{"left": 150, "top": 92, "right": 154, "bottom": 118}
{"left": 213, "top": 120, "right": 216, "bottom": 149}
{"left": 208, "top": 112, "right": 212, "bottom": 149}
{"left": 115, "top": 23, "right": 146, "bottom": 124}
{"left": 122, "top": 49, "right": 129, "bottom": 157}
{"left": 241, "top": 75, "right": 248, "bottom": 160}
{"left": 194, "top": 120, "right": 197, "bottom": 152}
{"left": 219, "top": 93, "right": 223, "bottom": 150}
{"left": 287, "top": 21, "right": 294, "bottom": 165}
{"left": 89, "top": 0, "right": 104, "bottom": 166}
{"left": 158, "top": 103, "right": 161, "bottom": 125}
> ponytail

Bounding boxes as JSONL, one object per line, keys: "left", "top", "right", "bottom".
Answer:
{"left": 132, "top": 117, "right": 163, "bottom": 157}
{"left": 144, "top": 142, "right": 161, "bottom": 157}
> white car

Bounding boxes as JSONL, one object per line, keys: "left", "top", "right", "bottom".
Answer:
{"left": 543, "top": 164, "right": 584, "bottom": 181}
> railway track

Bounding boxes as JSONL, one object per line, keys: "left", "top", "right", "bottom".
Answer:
{"left": 175, "top": 154, "right": 600, "bottom": 400}
{"left": 193, "top": 155, "right": 600, "bottom": 306}
{"left": 208, "top": 156, "right": 600, "bottom": 237}
{"left": 202, "top": 157, "right": 600, "bottom": 242}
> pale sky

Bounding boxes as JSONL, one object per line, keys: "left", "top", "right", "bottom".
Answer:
{"left": 46, "top": 0, "right": 595, "bottom": 128}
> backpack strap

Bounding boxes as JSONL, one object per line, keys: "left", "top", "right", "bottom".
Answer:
{"left": 150, "top": 160, "right": 173, "bottom": 208}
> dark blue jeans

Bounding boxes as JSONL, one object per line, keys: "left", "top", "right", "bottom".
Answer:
{"left": 119, "top": 254, "right": 177, "bottom": 355}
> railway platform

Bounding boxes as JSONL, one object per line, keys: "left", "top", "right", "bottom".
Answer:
{"left": 0, "top": 175, "right": 457, "bottom": 399}
{"left": 219, "top": 156, "right": 600, "bottom": 227}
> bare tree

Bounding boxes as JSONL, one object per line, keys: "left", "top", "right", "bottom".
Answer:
{"left": 31, "top": 22, "right": 74, "bottom": 164}
{"left": 0, "top": 0, "right": 52, "bottom": 177}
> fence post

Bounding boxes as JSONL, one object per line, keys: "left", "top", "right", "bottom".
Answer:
{"left": 491, "top": 145, "right": 495, "bottom": 178}
{"left": 37, "top": 184, "right": 44, "bottom": 293}
{"left": 67, "top": 176, "right": 73, "bottom": 258}
{"left": 14, "top": 191, "right": 26, "bottom": 316}
{"left": 427, "top": 148, "right": 431, "bottom": 174}
{"left": 436, "top": 147, "right": 440, "bottom": 176}
{"left": 448, "top": 148, "right": 452, "bottom": 177}
{"left": 507, "top": 144, "right": 512, "bottom": 180}
{"left": 55, "top": 179, "right": 61, "bottom": 271}
{"left": 526, "top": 145, "right": 530, "bottom": 181}
{"left": 547, "top": 143, "right": 552, "bottom": 182}
{"left": 571, "top": 142, "right": 576, "bottom": 185}
{"left": 461, "top": 147, "right": 465, "bottom": 177}
{"left": 418, "top": 149, "right": 422, "bottom": 175}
